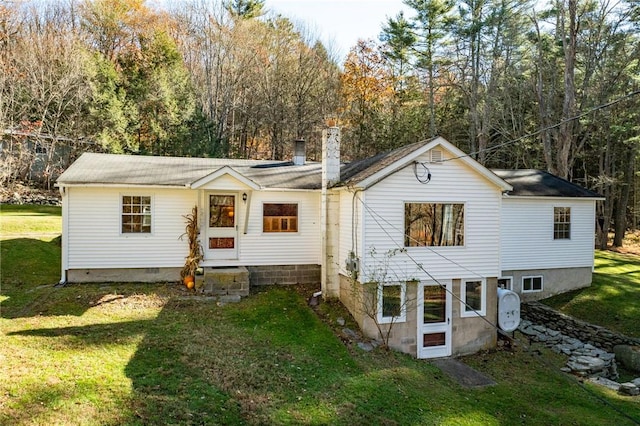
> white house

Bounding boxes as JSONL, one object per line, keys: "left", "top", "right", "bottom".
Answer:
{"left": 56, "top": 131, "right": 602, "bottom": 359}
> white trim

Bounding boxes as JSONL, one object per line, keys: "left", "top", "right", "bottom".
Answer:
{"left": 460, "top": 278, "right": 487, "bottom": 318}
{"left": 119, "top": 193, "right": 154, "bottom": 236}
{"left": 59, "top": 186, "right": 69, "bottom": 284}
{"left": 377, "top": 282, "right": 407, "bottom": 324}
{"left": 403, "top": 201, "right": 466, "bottom": 248}
{"left": 417, "top": 280, "right": 452, "bottom": 358}
{"left": 503, "top": 194, "right": 605, "bottom": 201}
{"left": 498, "top": 276, "right": 513, "bottom": 291}
{"left": 356, "top": 137, "right": 513, "bottom": 192}
{"left": 190, "top": 166, "right": 261, "bottom": 190}
{"left": 55, "top": 183, "right": 189, "bottom": 189}
{"left": 261, "top": 201, "right": 300, "bottom": 234}
{"left": 522, "top": 275, "right": 544, "bottom": 293}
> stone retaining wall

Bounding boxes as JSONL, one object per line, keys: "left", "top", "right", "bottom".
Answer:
{"left": 522, "top": 302, "right": 640, "bottom": 352}
{"left": 248, "top": 264, "right": 320, "bottom": 286}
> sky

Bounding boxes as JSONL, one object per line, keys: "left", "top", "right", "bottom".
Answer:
{"left": 265, "top": 0, "right": 411, "bottom": 61}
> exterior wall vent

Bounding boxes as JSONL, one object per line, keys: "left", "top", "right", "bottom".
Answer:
{"left": 429, "top": 149, "right": 443, "bottom": 163}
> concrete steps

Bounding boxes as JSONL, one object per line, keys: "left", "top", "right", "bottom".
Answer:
{"left": 195, "top": 266, "right": 249, "bottom": 296}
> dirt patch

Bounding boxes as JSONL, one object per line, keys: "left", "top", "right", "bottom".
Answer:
{"left": 608, "top": 230, "right": 640, "bottom": 256}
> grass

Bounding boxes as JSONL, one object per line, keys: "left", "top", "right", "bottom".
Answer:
{"left": 2, "top": 204, "right": 640, "bottom": 425}
{"left": 543, "top": 250, "right": 640, "bottom": 338}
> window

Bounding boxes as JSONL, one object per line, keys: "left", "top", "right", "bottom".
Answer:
{"left": 523, "top": 276, "right": 543, "bottom": 293}
{"left": 122, "top": 195, "right": 151, "bottom": 233}
{"left": 378, "top": 283, "right": 406, "bottom": 323}
{"left": 554, "top": 207, "right": 571, "bottom": 239}
{"left": 210, "top": 195, "right": 235, "bottom": 228}
{"left": 263, "top": 203, "right": 298, "bottom": 232}
{"left": 461, "top": 279, "right": 486, "bottom": 317}
{"left": 405, "top": 203, "right": 464, "bottom": 247}
{"left": 498, "top": 277, "right": 513, "bottom": 290}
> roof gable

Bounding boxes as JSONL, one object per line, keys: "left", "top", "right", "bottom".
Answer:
{"left": 190, "top": 166, "right": 260, "bottom": 190}
{"left": 340, "top": 137, "right": 512, "bottom": 192}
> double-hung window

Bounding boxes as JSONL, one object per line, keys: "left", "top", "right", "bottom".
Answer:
{"left": 554, "top": 207, "right": 571, "bottom": 239}
{"left": 121, "top": 195, "right": 152, "bottom": 234}
{"left": 263, "top": 203, "right": 298, "bottom": 233}
{"left": 461, "top": 279, "right": 486, "bottom": 317}
{"left": 377, "top": 283, "right": 406, "bottom": 324}
{"left": 404, "top": 203, "right": 464, "bottom": 247}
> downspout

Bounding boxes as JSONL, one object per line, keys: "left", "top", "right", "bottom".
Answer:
{"left": 58, "top": 185, "right": 68, "bottom": 284}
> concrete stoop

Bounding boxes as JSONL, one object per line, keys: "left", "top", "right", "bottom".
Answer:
{"left": 195, "top": 266, "right": 249, "bottom": 296}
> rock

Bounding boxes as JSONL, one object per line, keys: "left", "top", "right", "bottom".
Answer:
{"left": 342, "top": 328, "right": 359, "bottom": 340}
{"left": 613, "top": 345, "right": 640, "bottom": 373}
{"left": 566, "top": 356, "right": 606, "bottom": 376}
{"left": 357, "top": 342, "right": 375, "bottom": 352}
{"left": 336, "top": 317, "right": 346, "bottom": 326}
{"left": 588, "top": 376, "right": 621, "bottom": 392}
{"left": 618, "top": 382, "right": 640, "bottom": 396}
{"left": 547, "top": 329, "right": 561, "bottom": 337}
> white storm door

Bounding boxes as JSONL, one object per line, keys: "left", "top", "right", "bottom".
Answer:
{"left": 206, "top": 194, "right": 238, "bottom": 260}
{"left": 417, "top": 280, "right": 452, "bottom": 358}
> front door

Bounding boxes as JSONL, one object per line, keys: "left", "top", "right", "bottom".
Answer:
{"left": 206, "top": 193, "right": 238, "bottom": 260}
{"left": 417, "top": 280, "right": 452, "bottom": 358}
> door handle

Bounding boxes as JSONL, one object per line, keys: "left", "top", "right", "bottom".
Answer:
{"left": 447, "top": 318, "right": 450, "bottom": 324}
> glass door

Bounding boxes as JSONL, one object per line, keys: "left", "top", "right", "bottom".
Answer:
{"left": 206, "top": 194, "right": 238, "bottom": 260}
{"left": 417, "top": 280, "right": 452, "bottom": 358}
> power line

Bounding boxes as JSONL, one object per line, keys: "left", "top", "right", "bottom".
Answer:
{"left": 353, "top": 194, "right": 640, "bottom": 425}
{"left": 442, "top": 89, "right": 640, "bottom": 163}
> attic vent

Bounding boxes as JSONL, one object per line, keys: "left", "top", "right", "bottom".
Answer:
{"left": 429, "top": 149, "right": 443, "bottom": 163}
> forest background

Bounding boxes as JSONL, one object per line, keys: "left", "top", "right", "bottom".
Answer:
{"left": 1, "top": 0, "right": 638, "bottom": 247}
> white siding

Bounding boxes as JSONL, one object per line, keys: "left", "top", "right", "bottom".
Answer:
{"left": 67, "top": 187, "right": 197, "bottom": 269}
{"left": 337, "top": 189, "right": 363, "bottom": 276}
{"left": 216, "top": 190, "right": 322, "bottom": 266}
{"left": 67, "top": 187, "right": 322, "bottom": 270}
{"left": 500, "top": 198, "right": 596, "bottom": 270}
{"left": 198, "top": 174, "right": 252, "bottom": 191}
{"left": 361, "top": 152, "right": 503, "bottom": 282}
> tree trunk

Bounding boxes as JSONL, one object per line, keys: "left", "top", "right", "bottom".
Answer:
{"left": 556, "top": 0, "right": 578, "bottom": 180}
{"left": 613, "top": 148, "right": 636, "bottom": 247}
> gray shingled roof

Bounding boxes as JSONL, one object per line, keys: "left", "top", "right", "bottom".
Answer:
{"left": 57, "top": 153, "right": 322, "bottom": 190}
{"left": 57, "top": 150, "right": 601, "bottom": 198}
{"left": 339, "top": 139, "right": 432, "bottom": 186}
{"left": 492, "top": 169, "right": 602, "bottom": 198}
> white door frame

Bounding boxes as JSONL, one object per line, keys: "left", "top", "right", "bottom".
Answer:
{"left": 204, "top": 192, "right": 239, "bottom": 261}
{"left": 417, "top": 280, "right": 452, "bottom": 358}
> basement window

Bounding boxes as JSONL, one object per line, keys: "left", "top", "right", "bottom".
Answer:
{"left": 121, "top": 195, "right": 152, "bottom": 233}
{"left": 523, "top": 276, "right": 543, "bottom": 293}
{"left": 377, "top": 282, "right": 406, "bottom": 324}
{"left": 263, "top": 203, "right": 298, "bottom": 232}
{"left": 460, "top": 279, "right": 486, "bottom": 318}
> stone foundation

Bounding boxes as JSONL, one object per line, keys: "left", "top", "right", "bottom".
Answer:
{"left": 247, "top": 264, "right": 320, "bottom": 286}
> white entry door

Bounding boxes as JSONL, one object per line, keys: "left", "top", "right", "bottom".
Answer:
{"left": 417, "top": 280, "right": 452, "bottom": 358}
{"left": 206, "top": 193, "right": 238, "bottom": 260}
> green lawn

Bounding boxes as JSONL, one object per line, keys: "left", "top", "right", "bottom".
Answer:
{"left": 1, "top": 204, "right": 639, "bottom": 425}
{"left": 543, "top": 250, "right": 640, "bottom": 338}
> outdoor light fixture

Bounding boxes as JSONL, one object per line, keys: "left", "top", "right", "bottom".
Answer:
{"left": 242, "top": 193, "right": 248, "bottom": 202}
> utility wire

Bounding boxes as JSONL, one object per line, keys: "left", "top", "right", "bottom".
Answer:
{"left": 442, "top": 89, "right": 640, "bottom": 163}
{"left": 354, "top": 195, "right": 640, "bottom": 425}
